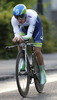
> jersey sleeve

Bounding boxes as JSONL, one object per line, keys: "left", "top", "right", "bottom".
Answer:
{"left": 22, "top": 16, "right": 37, "bottom": 40}
{"left": 11, "top": 16, "right": 20, "bottom": 38}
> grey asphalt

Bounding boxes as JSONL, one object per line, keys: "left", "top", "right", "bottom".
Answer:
{"left": 0, "top": 52, "right": 57, "bottom": 80}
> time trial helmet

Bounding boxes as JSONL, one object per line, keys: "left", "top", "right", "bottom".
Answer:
{"left": 13, "top": 4, "right": 26, "bottom": 19}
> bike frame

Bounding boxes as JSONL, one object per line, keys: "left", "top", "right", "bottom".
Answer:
{"left": 6, "top": 42, "right": 34, "bottom": 69}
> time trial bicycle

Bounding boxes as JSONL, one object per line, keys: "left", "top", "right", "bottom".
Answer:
{"left": 6, "top": 41, "right": 44, "bottom": 97}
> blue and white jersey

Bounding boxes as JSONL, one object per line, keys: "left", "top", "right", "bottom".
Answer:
{"left": 11, "top": 9, "right": 38, "bottom": 40}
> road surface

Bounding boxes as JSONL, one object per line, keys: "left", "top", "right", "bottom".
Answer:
{"left": 0, "top": 70, "right": 57, "bottom": 100}
{"left": 0, "top": 52, "right": 57, "bottom": 79}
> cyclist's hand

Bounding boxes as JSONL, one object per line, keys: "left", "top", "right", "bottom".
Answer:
{"left": 18, "top": 36, "right": 24, "bottom": 43}
{"left": 12, "top": 37, "right": 19, "bottom": 43}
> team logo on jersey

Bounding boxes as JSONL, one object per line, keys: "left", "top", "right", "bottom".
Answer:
{"left": 40, "top": 36, "right": 43, "bottom": 40}
{"left": 16, "top": 9, "right": 19, "bottom": 15}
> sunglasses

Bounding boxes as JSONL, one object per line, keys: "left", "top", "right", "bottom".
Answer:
{"left": 15, "top": 14, "right": 26, "bottom": 20}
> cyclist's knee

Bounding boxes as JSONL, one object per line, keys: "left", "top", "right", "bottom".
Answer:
{"left": 33, "top": 47, "right": 41, "bottom": 56}
{"left": 18, "top": 46, "right": 22, "bottom": 51}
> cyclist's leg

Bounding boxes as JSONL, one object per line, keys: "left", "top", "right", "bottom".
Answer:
{"left": 18, "top": 46, "right": 22, "bottom": 51}
{"left": 33, "top": 46, "right": 46, "bottom": 85}
{"left": 18, "top": 26, "right": 28, "bottom": 71}
{"left": 33, "top": 46, "right": 44, "bottom": 65}
{"left": 33, "top": 16, "right": 46, "bottom": 85}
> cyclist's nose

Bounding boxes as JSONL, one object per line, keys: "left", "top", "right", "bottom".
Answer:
{"left": 18, "top": 19, "right": 22, "bottom": 22}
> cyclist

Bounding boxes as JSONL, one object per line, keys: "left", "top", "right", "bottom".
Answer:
{"left": 11, "top": 4, "right": 46, "bottom": 85}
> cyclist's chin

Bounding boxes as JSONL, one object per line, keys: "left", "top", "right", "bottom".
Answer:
{"left": 19, "top": 22, "right": 24, "bottom": 24}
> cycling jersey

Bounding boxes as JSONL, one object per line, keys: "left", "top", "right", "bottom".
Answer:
{"left": 11, "top": 9, "right": 43, "bottom": 47}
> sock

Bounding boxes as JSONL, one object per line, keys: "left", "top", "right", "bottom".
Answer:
{"left": 40, "top": 65, "right": 46, "bottom": 84}
{"left": 40, "top": 65, "right": 44, "bottom": 72}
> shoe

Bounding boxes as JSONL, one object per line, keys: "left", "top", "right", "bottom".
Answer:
{"left": 40, "top": 65, "right": 47, "bottom": 85}
{"left": 40, "top": 70, "right": 46, "bottom": 85}
{"left": 19, "top": 58, "right": 26, "bottom": 71}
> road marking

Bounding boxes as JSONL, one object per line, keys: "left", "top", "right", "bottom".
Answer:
{"left": 0, "top": 81, "right": 17, "bottom": 94}
{"left": 0, "top": 74, "right": 57, "bottom": 94}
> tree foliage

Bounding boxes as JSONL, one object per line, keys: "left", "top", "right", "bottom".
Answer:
{"left": 0, "top": 0, "right": 56, "bottom": 59}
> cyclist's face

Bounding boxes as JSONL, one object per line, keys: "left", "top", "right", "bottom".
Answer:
{"left": 17, "top": 18, "right": 25, "bottom": 24}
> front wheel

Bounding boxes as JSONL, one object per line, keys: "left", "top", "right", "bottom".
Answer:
{"left": 34, "top": 56, "right": 44, "bottom": 93}
{"left": 16, "top": 50, "right": 30, "bottom": 97}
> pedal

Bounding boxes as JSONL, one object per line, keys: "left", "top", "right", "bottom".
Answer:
{"left": 19, "top": 71, "right": 28, "bottom": 75}
{"left": 29, "top": 70, "right": 34, "bottom": 78}
{"left": 30, "top": 65, "right": 34, "bottom": 69}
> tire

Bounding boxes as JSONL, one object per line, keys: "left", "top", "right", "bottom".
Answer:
{"left": 16, "top": 50, "right": 30, "bottom": 97}
{"left": 33, "top": 56, "right": 44, "bottom": 93}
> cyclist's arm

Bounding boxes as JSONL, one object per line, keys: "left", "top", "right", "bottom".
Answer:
{"left": 22, "top": 25, "right": 34, "bottom": 40}
{"left": 11, "top": 16, "right": 20, "bottom": 38}
{"left": 22, "top": 17, "right": 37, "bottom": 40}
{"left": 13, "top": 26, "right": 20, "bottom": 38}
{"left": 22, "top": 25, "right": 36, "bottom": 40}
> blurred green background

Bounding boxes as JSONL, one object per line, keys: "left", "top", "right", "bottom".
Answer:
{"left": 0, "top": 0, "right": 57, "bottom": 59}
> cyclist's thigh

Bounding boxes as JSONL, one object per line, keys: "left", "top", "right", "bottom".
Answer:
{"left": 33, "top": 16, "right": 43, "bottom": 45}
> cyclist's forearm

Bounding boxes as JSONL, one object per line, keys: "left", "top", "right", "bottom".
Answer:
{"left": 22, "top": 34, "right": 32, "bottom": 40}
{"left": 13, "top": 26, "right": 20, "bottom": 38}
